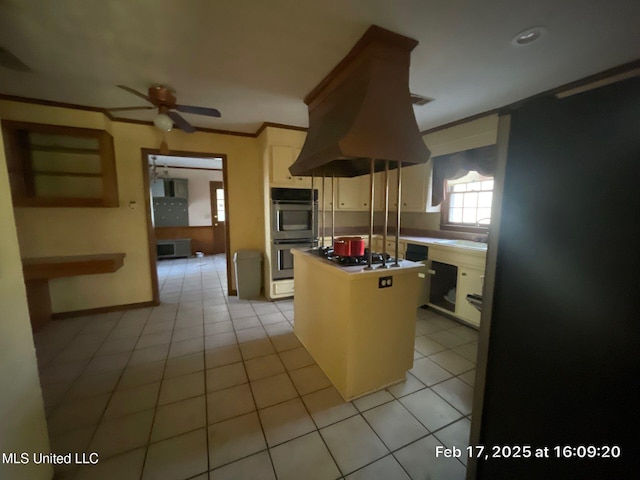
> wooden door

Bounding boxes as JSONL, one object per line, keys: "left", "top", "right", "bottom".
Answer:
{"left": 209, "top": 181, "right": 226, "bottom": 254}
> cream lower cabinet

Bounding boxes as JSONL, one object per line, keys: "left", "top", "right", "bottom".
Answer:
{"left": 384, "top": 239, "right": 406, "bottom": 259}
{"left": 369, "top": 238, "right": 406, "bottom": 259}
{"left": 271, "top": 279, "right": 294, "bottom": 298}
{"left": 428, "top": 245, "right": 486, "bottom": 327}
{"left": 455, "top": 267, "right": 484, "bottom": 326}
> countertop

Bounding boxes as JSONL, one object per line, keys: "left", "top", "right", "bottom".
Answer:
{"left": 398, "top": 236, "right": 488, "bottom": 253}
{"left": 325, "top": 233, "right": 488, "bottom": 254}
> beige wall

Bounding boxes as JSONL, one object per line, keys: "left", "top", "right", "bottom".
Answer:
{"left": 0, "top": 114, "right": 52, "bottom": 480}
{"left": 0, "top": 99, "right": 263, "bottom": 309}
{"left": 424, "top": 114, "right": 499, "bottom": 157}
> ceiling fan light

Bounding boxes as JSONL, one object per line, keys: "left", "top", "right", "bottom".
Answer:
{"left": 512, "top": 26, "right": 547, "bottom": 46}
{"left": 153, "top": 113, "right": 173, "bottom": 132}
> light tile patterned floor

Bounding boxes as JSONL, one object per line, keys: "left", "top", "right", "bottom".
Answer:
{"left": 35, "top": 255, "right": 477, "bottom": 480}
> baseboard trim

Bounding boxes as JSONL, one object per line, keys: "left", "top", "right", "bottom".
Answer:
{"left": 229, "top": 289, "right": 237, "bottom": 296}
{"left": 52, "top": 300, "right": 158, "bottom": 319}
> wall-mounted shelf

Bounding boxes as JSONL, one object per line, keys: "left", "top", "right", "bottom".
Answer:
{"left": 21, "top": 253, "right": 126, "bottom": 332}
{"left": 2, "top": 120, "right": 118, "bottom": 207}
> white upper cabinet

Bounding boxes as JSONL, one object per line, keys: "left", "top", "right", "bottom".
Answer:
{"left": 270, "top": 145, "right": 310, "bottom": 187}
{"left": 316, "top": 175, "right": 372, "bottom": 212}
{"left": 373, "top": 163, "right": 430, "bottom": 212}
{"left": 314, "top": 176, "right": 336, "bottom": 210}
{"left": 337, "top": 176, "right": 371, "bottom": 211}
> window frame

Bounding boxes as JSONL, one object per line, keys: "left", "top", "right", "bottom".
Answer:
{"left": 440, "top": 173, "right": 493, "bottom": 234}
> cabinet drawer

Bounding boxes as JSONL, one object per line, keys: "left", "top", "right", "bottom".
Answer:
{"left": 428, "top": 246, "right": 485, "bottom": 269}
{"left": 273, "top": 279, "right": 294, "bottom": 296}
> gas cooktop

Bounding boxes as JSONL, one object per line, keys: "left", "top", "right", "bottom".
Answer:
{"left": 312, "top": 247, "right": 394, "bottom": 267}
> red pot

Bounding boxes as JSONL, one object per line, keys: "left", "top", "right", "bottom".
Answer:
{"left": 334, "top": 237, "right": 365, "bottom": 257}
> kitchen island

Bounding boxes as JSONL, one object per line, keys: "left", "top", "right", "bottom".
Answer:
{"left": 291, "top": 248, "right": 426, "bottom": 401}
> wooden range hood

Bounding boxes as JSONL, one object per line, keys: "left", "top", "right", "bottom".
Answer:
{"left": 289, "top": 25, "right": 430, "bottom": 178}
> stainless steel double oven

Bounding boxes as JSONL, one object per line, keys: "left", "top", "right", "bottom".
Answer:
{"left": 271, "top": 188, "right": 318, "bottom": 280}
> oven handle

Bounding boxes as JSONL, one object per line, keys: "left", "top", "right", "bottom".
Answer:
{"left": 273, "top": 239, "right": 317, "bottom": 245}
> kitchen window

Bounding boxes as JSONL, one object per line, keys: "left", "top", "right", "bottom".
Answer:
{"left": 431, "top": 145, "right": 497, "bottom": 233}
{"left": 441, "top": 170, "right": 493, "bottom": 232}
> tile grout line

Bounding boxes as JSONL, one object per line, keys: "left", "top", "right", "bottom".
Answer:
{"left": 137, "top": 262, "right": 185, "bottom": 480}
{"left": 261, "top": 309, "right": 346, "bottom": 479}
{"left": 57, "top": 308, "right": 150, "bottom": 477}
{"left": 46, "top": 315, "right": 124, "bottom": 479}
{"left": 209, "top": 298, "right": 279, "bottom": 478}
{"left": 197, "top": 260, "right": 212, "bottom": 480}
{"left": 41, "top": 309, "right": 126, "bottom": 414}
{"left": 41, "top": 256, "right": 478, "bottom": 479}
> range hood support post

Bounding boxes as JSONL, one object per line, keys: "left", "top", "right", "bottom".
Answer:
{"left": 321, "top": 170, "right": 326, "bottom": 247}
{"left": 364, "top": 159, "right": 375, "bottom": 270}
{"left": 392, "top": 161, "right": 402, "bottom": 267}
{"left": 311, "top": 173, "right": 316, "bottom": 248}
{"left": 331, "top": 173, "right": 335, "bottom": 245}
{"left": 381, "top": 160, "right": 389, "bottom": 268}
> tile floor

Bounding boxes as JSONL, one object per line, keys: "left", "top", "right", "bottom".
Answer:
{"left": 35, "top": 254, "right": 477, "bottom": 480}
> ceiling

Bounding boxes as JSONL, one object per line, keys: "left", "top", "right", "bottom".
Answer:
{"left": 1, "top": 0, "right": 638, "bottom": 134}
{"left": 149, "top": 154, "right": 223, "bottom": 170}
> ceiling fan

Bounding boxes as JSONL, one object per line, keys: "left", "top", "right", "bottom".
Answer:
{"left": 108, "top": 85, "right": 221, "bottom": 133}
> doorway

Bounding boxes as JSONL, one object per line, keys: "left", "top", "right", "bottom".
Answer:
{"left": 141, "top": 149, "right": 232, "bottom": 303}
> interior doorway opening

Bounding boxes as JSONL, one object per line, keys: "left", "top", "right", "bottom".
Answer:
{"left": 141, "top": 149, "right": 231, "bottom": 302}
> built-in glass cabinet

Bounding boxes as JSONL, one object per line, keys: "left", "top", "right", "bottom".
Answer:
{"left": 1, "top": 120, "right": 118, "bottom": 207}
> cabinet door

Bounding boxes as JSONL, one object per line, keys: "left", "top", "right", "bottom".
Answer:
{"left": 373, "top": 164, "right": 430, "bottom": 212}
{"left": 270, "top": 145, "right": 310, "bottom": 187}
{"left": 382, "top": 239, "right": 406, "bottom": 259}
{"left": 314, "top": 177, "right": 335, "bottom": 212}
{"left": 337, "top": 177, "right": 364, "bottom": 210}
{"left": 400, "top": 163, "right": 428, "bottom": 212}
{"left": 292, "top": 148, "right": 310, "bottom": 187}
{"left": 374, "top": 170, "right": 398, "bottom": 211}
{"left": 455, "top": 267, "right": 484, "bottom": 326}
{"left": 172, "top": 178, "right": 189, "bottom": 199}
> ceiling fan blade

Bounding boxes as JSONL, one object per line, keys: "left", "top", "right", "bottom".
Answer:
{"left": 167, "top": 111, "right": 196, "bottom": 133}
{"left": 107, "top": 106, "right": 155, "bottom": 112}
{"left": 175, "top": 104, "right": 221, "bottom": 117}
{"left": 117, "top": 85, "right": 151, "bottom": 102}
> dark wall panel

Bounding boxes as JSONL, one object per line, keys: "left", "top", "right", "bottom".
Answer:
{"left": 478, "top": 78, "right": 640, "bottom": 479}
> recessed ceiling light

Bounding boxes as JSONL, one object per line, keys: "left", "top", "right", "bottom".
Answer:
{"left": 512, "top": 26, "right": 547, "bottom": 46}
